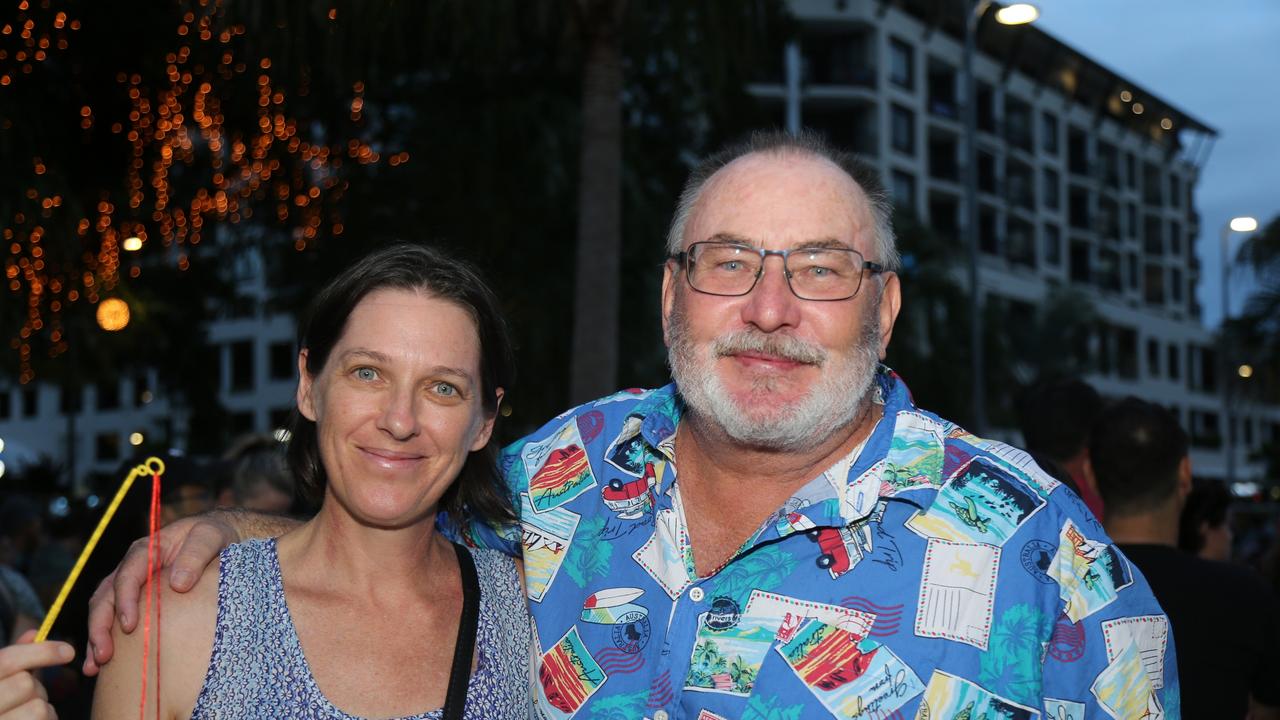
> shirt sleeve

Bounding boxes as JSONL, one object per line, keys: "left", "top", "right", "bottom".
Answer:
{"left": 0, "top": 567, "right": 43, "bottom": 619}
{"left": 1037, "top": 515, "right": 1180, "bottom": 719}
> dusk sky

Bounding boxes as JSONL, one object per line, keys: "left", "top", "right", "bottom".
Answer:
{"left": 1035, "top": 0, "right": 1280, "bottom": 329}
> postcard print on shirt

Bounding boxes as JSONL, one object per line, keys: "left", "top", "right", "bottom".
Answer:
{"left": 535, "top": 626, "right": 608, "bottom": 720}
{"left": 684, "top": 590, "right": 874, "bottom": 698}
{"left": 906, "top": 458, "right": 1046, "bottom": 547}
{"left": 1101, "top": 615, "right": 1169, "bottom": 690}
{"left": 917, "top": 670, "right": 1039, "bottom": 720}
{"left": 1049, "top": 519, "right": 1134, "bottom": 623}
{"left": 523, "top": 418, "right": 598, "bottom": 513}
{"left": 914, "top": 538, "right": 1000, "bottom": 650}
{"left": 520, "top": 492, "right": 581, "bottom": 602}
{"left": 776, "top": 617, "right": 924, "bottom": 719}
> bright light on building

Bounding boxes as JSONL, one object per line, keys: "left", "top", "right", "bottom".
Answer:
{"left": 1160, "top": 118, "right": 1173, "bottom": 130}
{"left": 1119, "top": 90, "right": 1133, "bottom": 102}
{"left": 122, "top": 236, "right": 143, "bottom": 252}
{"left": 1231, "top": 482, "right": 1260, "bottom": 498}
{"left": 140, "top": 390, "right": 154, "bottom": 404}
{"left": 1238, "top": 364, "right": 1254, "bottom": 379}
{"left": 1230, "top": 216, "right": 1259, "bottom": 233}
{"left": 994, "top": 3, "right": 1039, "bottom": 25}
{"left": 1132, "top": 102, "right": 1144, "bottom": 115}
{"left": 0, "top": 437, "right": 5, "bottom": 454}
{"left": 96, "top": 298, "right": 130, "bottom": 331}
{"left": 0, "top": 460, "right": 5, "bottom": 479}
{"left": 129, "top": 432, "right": 145, "bottom": 446}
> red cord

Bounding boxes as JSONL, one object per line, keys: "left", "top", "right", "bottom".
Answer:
{"left": 140, "top": 473, "right": 162, "bottom": 719}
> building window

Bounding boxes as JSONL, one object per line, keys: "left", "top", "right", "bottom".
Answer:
{"left": 979, "top": 206, "right": 1000, "bottom": 255}
{"left": 1097, "top": 142, "right": 1120, "bottom": 188}
{"left": 21, "top": 388, "right": 37, "bottom": 417}
{"left": 60, "top": 386, "right": 82, "bottom": 414}
{"left": 891, "top": 170, "right": 916, "bottom": 211}
{"left": 1005, "top": 97, "right": 1032, "bottom": 151}
{"left": 1097, "top": 249, "right": 1121, "bottom": 292}
{"left": 1169, "top": 174, "right": 1181, "bottom": 208}
{"left": 1068, "top": 185, "right": 1090, "bottom": 230}
{"left": 1007, "top": 218, "right": 1036, "bottom": 268}
{"left": 1169, "top": 220, "right": 1182, "bottom": 256}
{"left": 1144, "top": 214, "right": 1163, "bottom": 255}
{"left": 1041, "top": 168, "right": 1060, "bottom": 211}
{"left": 1143, "top": 263, "right": 1165, "bottom": 305}
{"left": 927, "top": 62, "right": 958, "bottom": 119}
{"left": 1167, "top": 343, "right": 1180, "bottom": 380}
{"left": 230, "top": 340, "right": 255, "bottom": 393}
{"left": 1146, "top": 339, "right": 1161, "bottom": 378}
{"left": 889, "top": 37, "right": 913, "bottom": 90}
{"left": 230, "top": 410, "right": 255, "bottom": 435}
{"left": 802, "top": 28, "right": 874, "bottom": 86}
{"left": 269, "top": 341, "right": 294, "bottom": 381}
{"left": 96, "top": 432, "right": 120, "bottom": 462}
{"left": 890, "top": 104, "right": 915, "bottom": 155}
{"left": 1041, "top": 111, "right": 1059, "bottom": 154}
{"left": 1043, "top": 224, "right": 1062, "bottom": 266}
{"left": 1125, "top": 152, "right": 1137, "bottom": 189}
{"left": 928, "top": 134, "right": 959, "bottom": 181}
{"left": 977, "top": 150, "right": 998, "bottom": 194}
{"left": 1127, "top": 252, "right": 1140, "bottom": 291}
{"left": 977, "top": 83, "right": 996, "bottom": 133}
{"left": 1067, "top": 126, "right": 1089, "bottom": 175}
{"left": 1007, "top": 159, "right": 1034, "bottom": 210}
{"left": 134, "top": 372, "right": 153, "bottom": 406}
{"left": 0, "top": 391, "right": 9, "bottom": 420}
{"left": 1126, "top": 203, "right": 1138, "bottom": 239}
{"left": 1189, "top": 410, "right": 1220, "bottom": 448}
{"left": 97, "top": 380, "right": 120, "bottom": 411}
{"left": 1069, "top": 239, "right": 1091, "bottom": 284}
{"left": 1170, "top": 268, "right": 1184, "bottom": 303}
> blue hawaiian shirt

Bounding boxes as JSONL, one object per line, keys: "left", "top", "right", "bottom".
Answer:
{"left": 470, "top": 367, "right": 1179, "bottom": 720}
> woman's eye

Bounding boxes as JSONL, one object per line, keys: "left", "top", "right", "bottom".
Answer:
{"left": 354, "top": 367, "right": 378, "bottom": 381}
{"left": 434, "top": 382, "right": 457, "bottom": 397}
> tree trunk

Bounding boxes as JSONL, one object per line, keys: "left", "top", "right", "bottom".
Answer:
{"left": 568, "top": 0, "right": 625, "bottom": 406}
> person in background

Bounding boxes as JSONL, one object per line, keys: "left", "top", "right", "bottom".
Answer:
{"left": 1178, "top": 476, "right": 1234, "bottom": 562}
{"left": 1091, "top": 397, "right": 1280, "bottom": 720}
{"left": 216, "top": 434, "right": 295, "bottom": 514}
{"left": 157, "top": 456, "right": 217, "bottom": 527}
{"left": 0, "top": 498, "right": 44, "bottom": 648}
{"left": 1016, "top": 377, "right": 1107, "bottom": 521}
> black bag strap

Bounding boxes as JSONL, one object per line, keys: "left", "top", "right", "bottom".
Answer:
{"left": 441, "top": 542, "right": 481, "bottom": 720}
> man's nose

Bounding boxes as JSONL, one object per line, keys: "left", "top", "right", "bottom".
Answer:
{"left": 740, "top": 255, "right": 802, "bottom": 332}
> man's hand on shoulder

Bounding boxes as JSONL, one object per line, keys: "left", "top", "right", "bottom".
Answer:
{"left": 84, "top": 509, "right": 299, "bottom": 676}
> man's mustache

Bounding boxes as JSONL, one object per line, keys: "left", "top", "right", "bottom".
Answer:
{"left": 712, "top": 330, "right": 827, "bottom": 366}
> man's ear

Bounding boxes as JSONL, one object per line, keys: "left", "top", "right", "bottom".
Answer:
{"left": 661, "top": 260, "right": 678, "bottom": 347}
{"left": 296, "top": 349, "right": 318, "bottom": 422}
{"left": 876, "top": 272, "right": 902, "bottom": 360}
{"left": 1176, "top": 455, "right": 1193, "bottom": 499}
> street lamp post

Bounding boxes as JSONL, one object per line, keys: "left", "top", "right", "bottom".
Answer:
{"left": 963, "top": 1, "right": 1037, "bottom": 434}
{"left": 1220, "top": 215, "right": 1257, "bottom": 486}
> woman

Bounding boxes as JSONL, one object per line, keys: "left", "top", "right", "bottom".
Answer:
{"left": 93, "top": 244, "right": 530, "bottom": 718}
{"left": 1178, "top": 477, "right": 1233, "bottom": 562}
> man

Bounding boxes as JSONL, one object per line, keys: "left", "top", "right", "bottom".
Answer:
{"left": 1017, "top": 377, "right": 1107, "bottom": 521}
{"left": 1091, "top": 397, "right": 1280, "bottom": 719}
{"left": 89, "top": 131, "right": 1175, "bottom": 718}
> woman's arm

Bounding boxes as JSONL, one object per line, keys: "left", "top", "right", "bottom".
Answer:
{"left": 91, "top": 558, "right": 220, "bottom": 720}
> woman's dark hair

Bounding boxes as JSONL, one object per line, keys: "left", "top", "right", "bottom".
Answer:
{"left": 1178, "top": 477, "right": 1232, "bottom": 554}
{"left": 286, "top": 243, "right": 516, "bottom": 528}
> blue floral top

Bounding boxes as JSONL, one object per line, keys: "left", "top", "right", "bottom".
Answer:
{"left": 191, "top": 538, "right": 530, "bottom": 719}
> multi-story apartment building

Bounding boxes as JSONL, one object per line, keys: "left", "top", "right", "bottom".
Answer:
{"left": 748, "top": 0, "right": 1279, "bottom": 484}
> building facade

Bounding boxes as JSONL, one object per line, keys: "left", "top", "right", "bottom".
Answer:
{"left": 749, "top": 0, "right": 1278, "bottom": 484}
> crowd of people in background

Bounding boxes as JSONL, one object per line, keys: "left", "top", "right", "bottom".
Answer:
{"left": 0, "top": 433, "right": 295, "bottom": 714}
{"left": 4, "top": 380, "right": 1280, "bottom": 715}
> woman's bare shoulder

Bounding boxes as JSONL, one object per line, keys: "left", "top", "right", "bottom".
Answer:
{"left": 92, "top": 554, "right": 222, "bottom": 719}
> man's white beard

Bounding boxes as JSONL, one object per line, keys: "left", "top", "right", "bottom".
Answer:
{"left": 666, "top": 300, "right": 882, "bottom": 453}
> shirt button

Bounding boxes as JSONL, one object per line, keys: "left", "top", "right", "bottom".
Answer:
{"left": 688, "top": 587, "right": 705, "bottom": 602}
{"left": 654, "top": 711, "right": 670, "bottom": 720}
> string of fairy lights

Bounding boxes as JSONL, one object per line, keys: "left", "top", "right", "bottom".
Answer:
{"left": 2, "top": 0, "right": 405, "bottom": 383}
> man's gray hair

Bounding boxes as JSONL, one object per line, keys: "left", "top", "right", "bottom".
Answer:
{"left": 665, "top": 129, "right": 901, "bottom": 273}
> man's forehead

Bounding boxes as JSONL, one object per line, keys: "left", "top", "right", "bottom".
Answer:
{"left": 689, "top": 152, "right": 871, "bottom": 246}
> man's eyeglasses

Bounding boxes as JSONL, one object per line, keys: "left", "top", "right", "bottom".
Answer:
{"left": 670, "top": 241, "right": 885, "bottom": 301}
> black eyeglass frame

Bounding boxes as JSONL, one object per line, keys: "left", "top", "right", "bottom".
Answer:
{"left": 669, "top": 241, "right": 886, "bottom": 302}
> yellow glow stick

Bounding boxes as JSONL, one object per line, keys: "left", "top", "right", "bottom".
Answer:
{"left": 35, "top": 456, "right": 166, "bottom": 643}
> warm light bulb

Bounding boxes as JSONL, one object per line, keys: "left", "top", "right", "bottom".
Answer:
{"left": 994, "top": 3, "right": 1039, "bottom": 24}
{"left": 129, "top": 432, "right": 144, "bottom": 446}
{"left": 96, "top": 297, "right": 130, "bottom": 331}
{"left": 122, "top": 236, "right": 143, "bottom": 251}
{"left": 1238, "top": 364, "right": 1254, "bottom": 379}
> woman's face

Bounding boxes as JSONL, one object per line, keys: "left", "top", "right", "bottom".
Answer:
{"left": 1199, "top": 518, "right": 1233, "bottom": 562}
{"left": 296, "top": 288, "right": 497, "bottom": 529}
